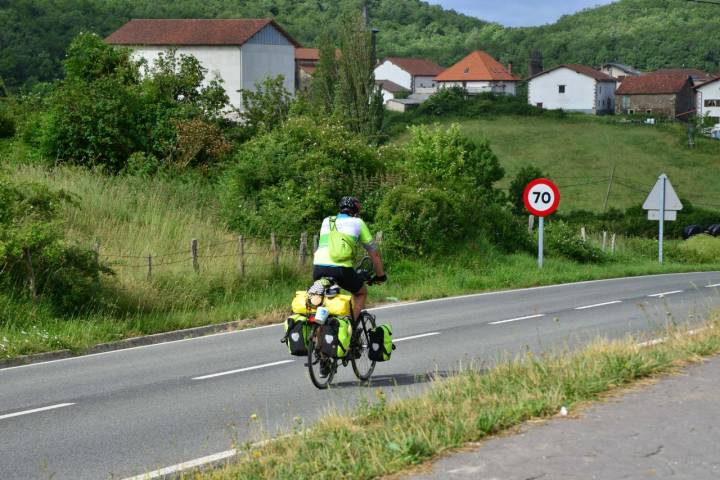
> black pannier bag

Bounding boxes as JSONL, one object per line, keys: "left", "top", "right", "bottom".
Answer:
{"left": 368, "top": 324, "right": 395, "bottom": 362}
{"left": 283, "top": 314, "right": 310, "bottom": 356}
{"left": 319, "top": 317, "right": 350, "bottom": 358}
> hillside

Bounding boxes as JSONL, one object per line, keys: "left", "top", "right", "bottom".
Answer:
{"left": 3, "top": 0, "right": 720, "bottom": 89}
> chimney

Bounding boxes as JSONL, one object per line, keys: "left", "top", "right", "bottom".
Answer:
{"left": 507, "top": 62, "right": 513, "bottom": 74}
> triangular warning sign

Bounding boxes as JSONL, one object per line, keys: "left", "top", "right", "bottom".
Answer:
{"left": 642, "top": 175, "right": 683, "bottom": 211}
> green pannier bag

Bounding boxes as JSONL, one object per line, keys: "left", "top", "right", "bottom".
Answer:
{"left": 283, "top": 314, "right": 310, "bottom": 356}
{"left": 319, "top": 316, "right": 352, "bottom": 358}
{"left": 368, "top": 324, "right": 395, "bottom": 362}
{"left": 328, "top": 216, "right": 355, "bottom": 263}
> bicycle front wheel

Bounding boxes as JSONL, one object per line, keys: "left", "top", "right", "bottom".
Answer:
{"left": 351, "top": 311, "right": 376, "bottom": 382}
{"left": 308, "top": 326, "right": 335, "bottom": 389}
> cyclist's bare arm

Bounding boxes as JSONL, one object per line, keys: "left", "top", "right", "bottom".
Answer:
{"left": 368, "top": 250, "right": 385, "bottom": 277}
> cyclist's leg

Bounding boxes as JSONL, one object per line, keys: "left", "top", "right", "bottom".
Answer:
{"left": 352, "top": 285, "right": 368, "bottom": 322}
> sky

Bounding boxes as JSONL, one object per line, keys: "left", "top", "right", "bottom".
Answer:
{"left": 426, "top": 0, "right": 618, "bottom": 27}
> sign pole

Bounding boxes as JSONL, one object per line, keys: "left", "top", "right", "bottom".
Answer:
{"left": 538, "top": 216, "right": 544, "bottom": 268}
{"left": 659, "top": 174, "right": 666, "bottom": 264}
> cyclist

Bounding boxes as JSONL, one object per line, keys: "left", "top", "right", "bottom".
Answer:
{"left": 313, "top": 196, "right": 386, "bottom": 323}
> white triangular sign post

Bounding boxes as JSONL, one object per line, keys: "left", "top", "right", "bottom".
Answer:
{"left": 642, "top": 174, "right": 682, "bottom": 265}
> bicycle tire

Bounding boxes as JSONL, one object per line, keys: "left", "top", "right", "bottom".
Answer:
{"left": 307, "top": 325, "right": 335, "bottom": 389}
{"left": 351, "top": 311, "right": 376, "bottom": 382}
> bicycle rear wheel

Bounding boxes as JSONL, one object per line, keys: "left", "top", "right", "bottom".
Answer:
{"left": 307, "top": 326, "right": 335, "bottom": 389}
{"left": 351, "top": 311, "right": 376, "bottom": 381}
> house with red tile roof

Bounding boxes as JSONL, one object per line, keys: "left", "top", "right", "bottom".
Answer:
{"left": 107, "top": 19, "right": 300, "bottom": 112}
{"left": 695, "top": 76, "right": 720, "bottom": 128}
{"left": 374, "top": 57, "right": 445, "bottom": 94}
{"left": 294, "top": 47, "right": 341, "bottom": 91}
{"left": 527, "top": 64, "right": 617, "bottom": 114}
{"left": 433, "top": 50, "right": 519, "bottom": 96}
{"left": 615, "top": 71, "right": 696, "bottom": 119}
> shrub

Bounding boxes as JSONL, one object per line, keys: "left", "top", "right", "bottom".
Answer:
{"left": 220, "top": 116, "right": 382, "bottom": 235}
{"left": 476, "top": 204, "right": 534, "bottom": 254}
{"left": 0, "top": 107, "right": 15, "bottom": 138}
{"left": 508, "top": 165, "right": 547, "bottom": 216}
{"left": 0, "top": 178, "right": 111, "bottom": 314}
{"left": 671, "top": 234, "right": 720, "bottom": 263}
{"left": 416, "top": 86, "right": 467, "bottom": 116}
{"left": 375, "top": 185, "right": 462, "bottom": 255}
{"left": 546, "top": 220, "right": 606, "bottom": 263}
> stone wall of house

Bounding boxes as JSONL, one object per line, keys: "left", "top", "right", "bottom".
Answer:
{"left": 616, "top": 94, "right": 677, "bottom": 117}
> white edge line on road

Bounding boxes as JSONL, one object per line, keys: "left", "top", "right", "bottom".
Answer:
{"left": 490, "top": 314, "right": 545, "bottom": 325}
{"left": 394, "top": 332, "right": 440, "bottom": 343}
{"left": 122, "top": 449, "right": 238, "bottom": 480}
{"left": 193, "top": 359, "right": 294, "bottom": 380}
{"left": 706, "top": 283, "right": 720, "bottom": 288}
{"left": 0, "top": 402, "right": 75, "bottom": 421}
{"left": 4, "top": 271, "right": 719, "bottom": 372}
{"left": 574, "top": 300, "right": 622, "bottom": 310}
{"left": 648, "top": 290, "right": 684, "bottom": 298}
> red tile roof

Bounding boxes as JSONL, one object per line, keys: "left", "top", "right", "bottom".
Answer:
{"left": 375, "top": 79, "right": 409, "bottom": 93}
{"left": 106, "top": 19, "right": 300, "bottom": 47}
{"left": 295, "top": 47, "right": 341, "bottom": 62}
{"left": 384, "top": 57, "right": 444, "bottom": 77}
{"left": 529, "top": 64, "right": 616, "bottom": 82}
{"left": 434, "top": 51, "right": 519, "bottom": 82}
{"left": 654, "top": 68, "right": 711, "bottom": 82}
{"left": 616, "top": 72, "right": 693, "bottom": 95}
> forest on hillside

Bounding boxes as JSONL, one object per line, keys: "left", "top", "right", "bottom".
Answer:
{"left": 2, "top": 0, "right": 720, "bottom": 89}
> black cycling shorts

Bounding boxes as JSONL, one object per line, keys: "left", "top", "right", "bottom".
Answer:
{"left": 312, "top": 265, "right": 364, "bottom": 294}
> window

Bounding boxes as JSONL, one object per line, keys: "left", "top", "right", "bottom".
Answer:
{"left": 536, "top": 102, "right": 543, "bottom": 109}
{"left": 628, "top": 109, "right": 635, "bottom": 115}
{"left": 705, "top": 99, "right": 720, "bottom": 107}
{"left": 558, "top": 85, "right": 566, "bottom": 94}
{"left": 646, "top": 109, "right": 652, "bottom": 114}
{"left": 622, "top": 95, "right": 630, "bottom": 109}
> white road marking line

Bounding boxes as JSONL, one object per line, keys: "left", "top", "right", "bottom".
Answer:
{"left": 122, "top": 449, "right": 238, "bottom": 480}
{"left": 394, "top": 332, "right": 441, "bottom": 343}
{"left": 706, "top": 283, "right": 720, "bottom": 288}
{"left": 0, "top": 402, "right": 75, "bottom": 421}
{"left": 574, "top": 300, "right": 622, "bottom": 310}
{"left": 648, "top": 290, "right": 683, "bottom": 298}
{"left": 490, "top": 314, "right": 545, "bottom": 325}
{"left": 192, "top": 360, "right": 294, "bottom": 380}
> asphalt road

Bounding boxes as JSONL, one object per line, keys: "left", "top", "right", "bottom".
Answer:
{"left": 1, "top": 272, "right": 719, "bottom": 480}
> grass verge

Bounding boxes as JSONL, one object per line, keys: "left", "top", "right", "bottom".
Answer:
{"left": 195, "top": 318, "right": 720, "bottom": 480}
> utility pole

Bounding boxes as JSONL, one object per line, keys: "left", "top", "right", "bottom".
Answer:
{"left": 603, "top": 165, "right": 616, "bottom": 212}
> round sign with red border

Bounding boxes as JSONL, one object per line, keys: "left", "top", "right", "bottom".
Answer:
{"left": 523, "top": 178, "right": 560, "bottom": 217}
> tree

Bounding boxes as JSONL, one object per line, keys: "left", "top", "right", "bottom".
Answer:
{"left": 508, "top": 165, "right": 547, "bottom": 216}
{"left": 311, "top": 31, "right": 338, "bottom": 115}
{"left": 335, "top": 13, "right": 384, "bottom": 141}
{"left": 237, "top": 75, "right": 292, "bottom": 138}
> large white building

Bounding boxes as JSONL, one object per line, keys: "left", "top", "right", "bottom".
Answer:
{"left": 106, "top": 19, "right": 300, "bottom": 112}
{"left": 528, "top": 64, "right": 617, "bottom": 114}
{"left": 695, "top": 77, "right": 720, "bottom": 127}
{"left": 434, "top": 50, "right": 519, "bottom": 96}
{"left": 374, "top": 57, "right": 444, "bottom": 94}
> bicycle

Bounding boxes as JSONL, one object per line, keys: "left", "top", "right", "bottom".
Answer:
{"left": 306, "top": 257, "right": 380, "bottom": 389}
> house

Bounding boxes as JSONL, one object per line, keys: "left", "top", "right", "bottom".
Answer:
{"left": 601, "top": 63, "right": 642, "bottom": 84}
{"left": 695, "top": 76, "right": 720, "bottom": 127}
{"left": 528, "top": 64, "right": 617, "bottom": 114}
{"left": 615, "top": 71, "right": 695, "bottom": 119}
{"left": 106, "top": 19, "right": 300, "bottom": 112}
{"left": 376, "top": 79, "right": 409, "bottom": 104}
{"left": 295, "top": 47, "right": 320, "bottom": 91}
{"left": 434, "top": 50, "right": 519, "bottom": 95}
{"left": 374, "top": 57, "right": 444, "bottom": 94}
{"left": 654, "top": 68, "right": 711, "bottom": 85}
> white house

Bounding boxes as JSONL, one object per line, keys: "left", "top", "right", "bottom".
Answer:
{"left": 106, "top": 18, "right": 300, "bottom": 112}
{"left": 434, "top": 50, "right": 519, "bottom": 96}
{"left": 528, "top": 64, "right": 617, "bottom": 114}
{"left": 601, "top": 63, "right": 642, "bottom": 83}
{"left": 695, "top": 77, "right": 720, "bottom": 127}
{"left": 374, "top": 57, "right": 444, "bottom": 94}
{"left": 375, "top": 79, "right": 410, "bottom": 104}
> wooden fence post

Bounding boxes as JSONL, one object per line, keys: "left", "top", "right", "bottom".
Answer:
{"left": 238, "top": 235, "right": 246, "bottom": 276}
{"left": 191, "top": 239, "right": 199, "bottom": 273}
{"left": 602, "top": 231, "right": 607, "bottom": 251}
{"left": 271, "top": 233, "right": 279, "bottom": 267}
{"left": 147, "top": 254, "right": 152, "bottom": 280}
{"left": 375, "top": 231, "right": 383, "bottom": 245}
{"left": 580, "top": 227, "right": 587, "bottom": 242}
{"left": 611, "top": 234, "right": 617, "bottom": 255}
{"left": 528, "top": 215, "right": 535, "bottom": 234}
{"left": 313, "top": 234, "right": 319, "bottom": 252}
{"left": 299, "top": 232, "right": 308, "bottom": 266}
{"left": 93, "top": 240, "right": 100, "bottom": 269}
{"left": 24, "top": 249, "right": 37, "bottom": 302}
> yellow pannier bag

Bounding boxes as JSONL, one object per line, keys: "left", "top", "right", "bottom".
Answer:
{"left": 292, "top": 291, "right": 308, "bottom": 314}
{"left": 324, "top": 294, "right": 352, "bottom": 316}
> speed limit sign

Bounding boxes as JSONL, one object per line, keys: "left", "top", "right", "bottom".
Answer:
{"left": 523, "top": 178, "right": 560, "bottom": 217}
{"left": 523, "top": 178, "right": 560, "bottom": 269}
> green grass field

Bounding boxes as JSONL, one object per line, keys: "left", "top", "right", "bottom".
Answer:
{"left": 444, "top": 116, "right": 720, "bottom": 213}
